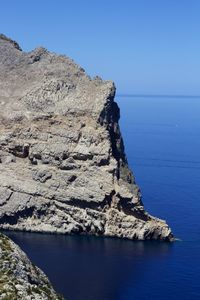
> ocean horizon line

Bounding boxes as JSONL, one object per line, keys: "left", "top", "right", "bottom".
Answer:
{"left": 116, "top": 94, "right": 200, "bottom": 98}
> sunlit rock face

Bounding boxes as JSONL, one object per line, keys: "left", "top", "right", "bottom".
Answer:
{"left": 0, "top": 34, "right": 173, "bottom": 241}
{"left": 0, "top": 233, "right": 63, "bottom": 299}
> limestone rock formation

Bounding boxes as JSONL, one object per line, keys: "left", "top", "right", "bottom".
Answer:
{"left": 0, "top": 233, "right": 63, "bottom": 299}
{"left": 0, "top": 34, "right": 173, "bottom": 240}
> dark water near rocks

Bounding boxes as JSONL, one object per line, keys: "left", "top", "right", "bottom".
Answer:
{"left": 5, "top": 95, "right": 200, "bottom": 300}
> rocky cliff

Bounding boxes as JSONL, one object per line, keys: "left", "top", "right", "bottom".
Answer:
{"left": 0, "top": 233, "right": 63, "bottom": 299}
{"left": 0, "top": 34, "right": 173, "bottom": 241}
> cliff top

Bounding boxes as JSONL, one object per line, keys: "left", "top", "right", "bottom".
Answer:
{"left": 0, "top": 33, "right": 22, "bottom": 50}
{"left": 0, "top": 34, "right": 115, "bottom": 123}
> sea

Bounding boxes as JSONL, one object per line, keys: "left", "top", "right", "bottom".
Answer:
{"left": 5, "top": 95, "right": 200, "bottom": 300}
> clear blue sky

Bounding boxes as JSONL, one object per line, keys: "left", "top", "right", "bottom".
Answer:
{"left": 1, "top": 0, "right": 200, "bottom": 95}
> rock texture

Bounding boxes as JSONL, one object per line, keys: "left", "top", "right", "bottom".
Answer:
{"left": 0, "top": 34, "right": 173, "bottom": 241}
{"left": 0, "top": 233, "right": 63, "bottom": 299}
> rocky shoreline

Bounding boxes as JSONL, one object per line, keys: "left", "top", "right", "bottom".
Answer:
{"left": 0, "top": 232, "right": 63, "bottom": 300}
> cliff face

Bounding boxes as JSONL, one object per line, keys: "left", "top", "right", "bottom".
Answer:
{"left": 0, "top": 233, "right": 63, "bottom": 299}
{"left": 0, "top": 34, "right": 173, "bottom": 241}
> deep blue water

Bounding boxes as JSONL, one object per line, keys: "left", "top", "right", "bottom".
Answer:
{"left": 4, "top": 95, "right": 200, "bottom": 300}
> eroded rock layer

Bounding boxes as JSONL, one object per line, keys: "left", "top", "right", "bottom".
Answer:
{"left": 0, "top": 34, "right": 173, "bottom": 240}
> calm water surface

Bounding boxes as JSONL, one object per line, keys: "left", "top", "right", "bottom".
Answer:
{"left": 5, "top": 96, "right": 200, "bottom": 300}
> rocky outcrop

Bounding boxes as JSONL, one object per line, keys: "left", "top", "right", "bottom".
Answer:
{"left": 0, "top": 34, "right": 173, "bottom": 241}
{"left": 0, "top": 233, "right": 63, "bottom": 299}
